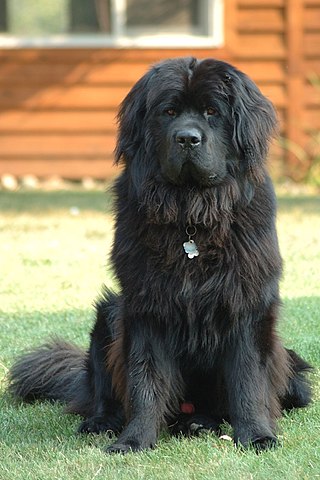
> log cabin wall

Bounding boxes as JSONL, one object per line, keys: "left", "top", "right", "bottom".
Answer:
{"left": 0, "top": 0, "right": 319, "bottom": 181}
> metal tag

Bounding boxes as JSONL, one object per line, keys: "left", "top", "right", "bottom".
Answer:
{"left": 183, "top": 239, "right": 199, "bottom": 259}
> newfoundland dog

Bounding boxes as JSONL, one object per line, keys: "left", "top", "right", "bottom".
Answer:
{"left": 9, "top": 57, "right": 311, "bottom": 453}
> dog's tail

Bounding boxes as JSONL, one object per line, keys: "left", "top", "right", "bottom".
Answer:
{"left": 8, "top": 338, "right": 93, "bottom": 416}
{"left": 9, "top": 289, "right": 121, "bottom": 419}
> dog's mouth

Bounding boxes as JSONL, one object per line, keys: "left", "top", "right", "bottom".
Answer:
{"left": 168, "top": 161, "right": 220, "bottom": 188}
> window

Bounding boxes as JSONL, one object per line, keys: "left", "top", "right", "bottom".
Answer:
{"left": 0, "top": 0, "right": 223, "bottom": 47}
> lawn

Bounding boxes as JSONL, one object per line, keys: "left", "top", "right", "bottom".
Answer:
{"left": 0, "top": 189, "right": 319, "bottom": 480}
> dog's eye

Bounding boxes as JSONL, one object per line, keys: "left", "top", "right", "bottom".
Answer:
{"left": 165, "top": 109, "right": 177, "bottom": 117}
{"left": 206, "top": 107, "right": 217, "bottom": 116}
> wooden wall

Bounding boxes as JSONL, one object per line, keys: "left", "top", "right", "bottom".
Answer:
{"left": 0, "top": 0, "right": 319, "bottom": 181}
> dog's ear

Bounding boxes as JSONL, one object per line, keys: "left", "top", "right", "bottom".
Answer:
{"left": 115, "top": 68, "right": 154, "bottom": 165}
{"left": 229, "top": 70, "right": 278, "bottom": 182}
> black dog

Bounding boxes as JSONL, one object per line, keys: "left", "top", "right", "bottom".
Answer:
{"left": 9, "top": 57, "right": 312, "bottom": 453}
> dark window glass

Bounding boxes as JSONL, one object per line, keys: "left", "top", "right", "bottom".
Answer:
{"left": 69, "top": 0, "right": 111, "bottom": 33}
{"left": 0, "top": 0, "right": 8, "bottom": 31}
{"left": 127, "top": 0, "right": 200, "bottom": 32}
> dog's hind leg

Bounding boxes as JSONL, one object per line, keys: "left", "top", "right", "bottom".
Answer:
{"left": 281, "top": 349, "right": 312, "bottom": 410}
{"left": 77, "top": 290, "right": 125, "bottom": 435}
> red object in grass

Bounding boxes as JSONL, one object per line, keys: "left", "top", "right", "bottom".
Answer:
{"left": 180, "top": 402, "right": 195, "bottom": 414}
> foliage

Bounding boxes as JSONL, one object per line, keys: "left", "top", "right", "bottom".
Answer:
{"left": 8, "top": 0, "right": 68, "bottom": 35}
{"left": 275, "top": 74, "right": 320, "bottom": 185}
{"left": 277, "top": 133, "right": 320, "bottom": 186}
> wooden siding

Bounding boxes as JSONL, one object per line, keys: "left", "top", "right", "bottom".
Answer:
{"left": 0, "top": 0, "right": 319, "bottom": 181}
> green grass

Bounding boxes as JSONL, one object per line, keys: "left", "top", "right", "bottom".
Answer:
{"left": 0, "top": 189, "right": 319, "bottom": 480}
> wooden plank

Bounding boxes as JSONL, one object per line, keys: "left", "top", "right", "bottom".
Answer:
{"left": 0, "top": 48, "right": 231, "bottom": 64}
{"left": 0, "top": 134, "right": 116, "bottom": 157}
{"left": 306, "top": 0, "right": 320, "bottom": 6}
{"left": 304, "top": 59, "right": 320, "bottom": 75}
{"left": 258, "top": 85, "right": 286, "bottom": 107}
{"left": 274, "top": 108, "right": 285, "bottom": 129}
{"left": 234, "top": 61, "right": 285, "bottom": 82}
{"left": 0, "top": 85, "right": 129, "bottom": 109}
{"left": 286, "top": 1, "right": 304, "bottom": 74}
{"left": 238, "top": 8, "right": 284, "bottom": 32}
{"left": 285, "top": 0, "right": 305, "bottom": 178}
{"left": 0, "top": 64, "right": 83, "bottom": 86}
{"left": 235, "top": 34, "right": 286, "bottom": 59}
{"left": 304, "top": 7, "right": 320, "bottom": 30}
{"left": 82, "top": 62, "right": 153, "bottom": 83}
{"left": 305, "top": 83, "right": 320, "bottom": 106}
{"left": 0, "top": 111, "right": 118, "bottom": 133}
{"left": 304, "top": 33, "right": 320, "bottom": 57}
{"left": 302, "top": 109, "right": 320, "bottom": 130}
{"left": 0, "top": 62, "right": 151, "bottom": 86}
{"left": 0, "top": 158, "right": 118, "bottom": 179}
{"left": 224, "top": 0, "right": 238, "bottom": 55}
{"left": 239, "top": 0, "right": 284, "bottom": 6}
{"left": 0, "top": 49, "right": 134, "bottom": 63}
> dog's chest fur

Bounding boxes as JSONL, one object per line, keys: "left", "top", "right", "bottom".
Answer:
{"left": 111, "top": 175, "right": 281, "bottom": 349}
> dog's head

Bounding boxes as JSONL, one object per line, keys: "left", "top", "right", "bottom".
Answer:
{"left": 115, "top": 57, "right": 277, "bottom": 188}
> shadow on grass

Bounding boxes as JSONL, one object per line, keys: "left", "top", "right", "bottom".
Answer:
{"left": 1, "top": 190, "right": 320, "bottom": 216}
{"left": 0, "top": 189, "right": 114, "bottom": 214}
{"left": 277, "top": 195, "right": 320, "bottom": 214}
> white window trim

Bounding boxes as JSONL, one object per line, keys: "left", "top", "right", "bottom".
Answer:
{"left": 0, "top": 0, "right": 224, "bottom": 49}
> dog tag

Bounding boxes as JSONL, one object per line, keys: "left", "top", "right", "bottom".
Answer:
{"left": 183, "top": 239, "right": 199, "bottom": 259}
{"left": 183, "top": 224, "right": 199, "bottom": 259}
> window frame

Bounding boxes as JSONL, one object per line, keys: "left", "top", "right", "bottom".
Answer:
{"left": 0, "top": 0, "right": 224, "bottom": 48}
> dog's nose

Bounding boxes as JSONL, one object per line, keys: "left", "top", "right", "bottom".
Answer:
{"left": 176, "top": 129, "right": 202, "bottom": 148}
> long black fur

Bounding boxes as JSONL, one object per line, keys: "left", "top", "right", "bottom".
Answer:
{"left": 9, "top": 57, "right": 312, "bottom": 453}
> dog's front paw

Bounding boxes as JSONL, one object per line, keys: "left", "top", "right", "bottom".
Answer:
{"left": 234, "top": 422, "right": 278, "bottom": 452}
{"left": 236, "top": 432, "right": 278, "bottom": 452}
{"left": 106, "top": 442, "right": 135, "bottom": 454}
{"left": 251, "top": 435, "right": 278, "bottom": 452}
{"left": 170, "top": 414, "right": 221, "bottom": 437}
{"left": 78, "top": 416, "right": 119, "bottom": 436}
{"left": 106, "top": 437, "right": 155, "bottom": 454}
